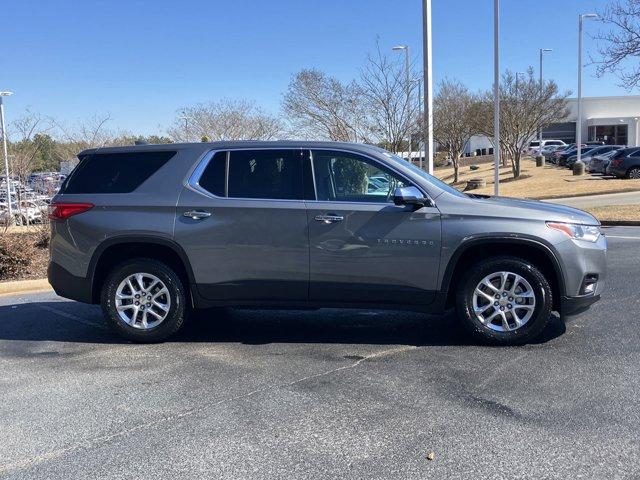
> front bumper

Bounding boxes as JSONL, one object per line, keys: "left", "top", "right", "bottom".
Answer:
{"left": 561, "top": 293, "right": 601, "bottom": 316}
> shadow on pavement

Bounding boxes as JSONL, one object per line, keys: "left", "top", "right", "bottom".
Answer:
{"left": 0, "top": 301, "right": 566, "bottom": 347}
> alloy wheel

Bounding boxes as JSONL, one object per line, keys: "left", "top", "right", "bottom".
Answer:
{"left": 472, "top": 271, "right": 536, "bottom": 332}
{"left": 115, "top": 273, "right": 171, "bottom": 329}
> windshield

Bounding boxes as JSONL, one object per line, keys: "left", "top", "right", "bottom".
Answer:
{"left": 372, "top": 147, "right": 468, "bottom": 198}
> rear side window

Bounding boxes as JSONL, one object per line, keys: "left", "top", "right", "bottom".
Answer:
{"left": 197, "top": 149, "right": 304, "bottom": 200}
{"left": 62, "top": 151, "right": 175, "bottom": 194}
{"left": 198, "top": 151, "right": 227, "bottom": 196}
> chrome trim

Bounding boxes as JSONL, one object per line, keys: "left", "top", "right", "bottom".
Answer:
{"left": 309, "top": 150, "right": 318, "bottom": 201}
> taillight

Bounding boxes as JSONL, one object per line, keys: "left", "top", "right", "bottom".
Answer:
{"left": 610, "top": 159, "right": 623, "bottom": 167}
{"left": 48, "top": 202, "right": 94, "bottom": 220}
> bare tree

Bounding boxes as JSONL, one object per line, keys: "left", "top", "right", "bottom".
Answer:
{"left": 358, "top": 43, "right": 420, "bottom": 153}
{"left": 433, "top": 79, "right": 475, "bottom": 183}
{"left": 51, "top": 113, "right": 114, "bottom": 160}
{"left": 282, "top": 69, "right": 366, "bottom": 141}
{"left": 473, "top": 69, "right": 570, "bottom": 178}
{"left": 7, "top": 112, "right": 53, "bottom": 225}
{"left": 168, "top": 99, "right": 282, "bottom": 142}
{"left": 592, "top": 0, "right": 640, "bottom": 90}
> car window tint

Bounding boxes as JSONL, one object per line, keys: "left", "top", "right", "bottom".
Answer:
{"left": 62, "top": 151, "right": 175, "bottom": 194}
{"left": 227, "top": 149, "right": 303, "bottom": 200}
{"left": 311, "top": 150, "right": 412, "bottom": 203}
{"left": 198, "top": 151, "right": 227, "bottom": 196}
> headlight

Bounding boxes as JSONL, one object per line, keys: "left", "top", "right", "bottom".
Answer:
{"left": 546, "top": 222, "right": 601, "bottom": 242}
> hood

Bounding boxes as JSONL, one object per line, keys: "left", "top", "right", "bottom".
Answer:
{"left": 467, "top": 194, "right": 599, "bottom": 225}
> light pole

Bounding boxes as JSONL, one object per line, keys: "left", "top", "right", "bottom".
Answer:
{"left": 179, "top": 115, "right": 189, "bottom": 140}
{"left": 493, "top": 0, "right": 500, "bottom": 195}
{"left": 0, "top": 91, "right": 13, "bottom": 224}
{"left": 415, "top": 78, "right": 424, "bottom": 169}
{"left": 537, "top": 48, "right": 552, "bottom": 156}
{"left": 422, "top": 0, "right": 434, "bottom": 174}
{"left": 393, "top": 45, "right": 412, "bottom": 162}
{"left": 577, "top": 14, "right": 598, "bottom": 165}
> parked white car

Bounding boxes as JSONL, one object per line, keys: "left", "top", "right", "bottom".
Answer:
{"left": 527, "top": 139, "right": 566, "bottom": 156}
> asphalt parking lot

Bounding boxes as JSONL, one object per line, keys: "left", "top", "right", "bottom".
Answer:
{"left": 1, "top": 226, "right": 639, "bottom": 479}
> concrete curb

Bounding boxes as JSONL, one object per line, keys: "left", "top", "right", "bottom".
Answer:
{"left": 0, "top": 278, "right": 52, "bottom": 296}
{"left": 601, "top": 220, "right": 640, "bottom": 227}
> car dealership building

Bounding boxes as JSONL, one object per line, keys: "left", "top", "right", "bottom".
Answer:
{"left": 464, "top": 95, "right": 640, "bottom": 156}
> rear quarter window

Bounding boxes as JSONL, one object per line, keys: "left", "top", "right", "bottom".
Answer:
{"left": 62, "top": 151, "right": 176, "bottom": 194}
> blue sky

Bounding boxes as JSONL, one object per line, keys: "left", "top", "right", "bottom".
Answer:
{"left": 3, "top": 0, "right": 625, "bottom": 135}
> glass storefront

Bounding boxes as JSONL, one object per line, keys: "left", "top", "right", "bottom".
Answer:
{"left": 588, "top": 124, "right": 628, "bottom": 145}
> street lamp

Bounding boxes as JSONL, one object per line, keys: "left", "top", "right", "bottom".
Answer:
{"left": 537, "top": 48, "right": 552, "bottom": 156}
{"left": 0, "top": 91, "right": 13, "bottom": 224}
{"left": 179, "top": 115, "right": 189, "bottom": 140}
{"left": 493, "top": 0, "right": 500, "bottom": 195}
{"left": 392, "top": 45, "right": 412, "bottom": 162}
{"left": 422, "top": 0, "right": 434, "bottom": 174}
{"left": 577, "top": 14, "right": 598, "bottom": 165}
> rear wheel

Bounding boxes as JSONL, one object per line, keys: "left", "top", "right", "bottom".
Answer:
{"left": 456, "top": 256, "right": 552, "bottom": 345}
{"left": 101, "top": 258, "right": 187, "bottom": 342}
{"left": 627, "top": 167, "right": 640, "bottom": 179}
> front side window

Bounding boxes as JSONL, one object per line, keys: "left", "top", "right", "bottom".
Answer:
{"left": 311, "top": 150, "right": 412, "bottom": 203}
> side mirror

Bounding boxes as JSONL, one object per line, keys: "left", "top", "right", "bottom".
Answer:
{"left": 393, "top": 186, "right": 431, "bottom": 208}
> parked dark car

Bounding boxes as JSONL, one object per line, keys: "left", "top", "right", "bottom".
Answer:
{"left": 566, "top": 145, "right": 624, "bottom": 169}
{"left": 607, "top": 147, "right": 640, "bottom": 179}
{"left": 47, "top": 141, "right": 606, "bottom": 346}
{"left": 588, "top": 149, "right": 622, "bottom": 174}
{"left": 557, "top": 146, "right": 596, "bottom": 166}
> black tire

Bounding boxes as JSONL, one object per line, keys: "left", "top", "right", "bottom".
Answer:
{"left": 455, "top": 256, "right": 553, "bottom": 346}
{"left": 627, "top": 167, "right": 640, "bottom": 179}
{"left": 101, "top": 258, "right": 187, "bottom": 343}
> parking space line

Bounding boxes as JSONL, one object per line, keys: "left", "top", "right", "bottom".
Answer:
{"left": 606, "top": 235, "right": 640, "bottom": 240}
{"left": 38, "top": 304, "right": 107, "bottom": 330}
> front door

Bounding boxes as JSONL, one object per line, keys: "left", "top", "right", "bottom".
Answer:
{"left": 175, "top": 148, "right": 309, "bottom": 303}
{"left": 306, "top": 149, "right": 441, "bottom": 307}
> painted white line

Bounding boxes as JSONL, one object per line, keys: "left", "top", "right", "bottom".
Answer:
{"left": 38, "top": 304, "right": 107, "bottom": 330}
{"left": 606, "top": 235, "right": 640, "bottom": 240}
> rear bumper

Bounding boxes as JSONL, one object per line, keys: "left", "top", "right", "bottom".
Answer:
{"left": 561, "top": 294, "right": 600, "bottom": 316}
{"left": 47, "top": 261, "right": 94, "bottom": 304}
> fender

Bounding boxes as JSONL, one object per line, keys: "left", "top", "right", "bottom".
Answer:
{"left": 439, "top": 234, "right": 567, "bottom": 297}
{"left": 87, "top": 235, "right": 197, "bottom": 299}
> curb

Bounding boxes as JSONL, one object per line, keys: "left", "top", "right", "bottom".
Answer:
{"left": 600, "top": 220, "right": 640, "bottom": 227}
{"left": 0, "top": 278, "right": 52, "bottom": 296}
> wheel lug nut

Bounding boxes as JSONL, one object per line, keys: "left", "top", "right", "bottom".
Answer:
{"left": 500, "top": 306, "right": 505, "bottom": 311}
{"left": 508, "top": 304, "right": 513, "bottom": 309}
{"left": 509, "top": 297, "right": 513, "bottom": 301}
{"left": 502, "top": 292, "right": 507, "bottom": 297}
{"left": 146, "top": 303, "right": 151, "bottom": 307}
{"left": 135, "top": 301, "right": 139, "bottom": 306}
{"left": 495, "top": 294, "right": 500, "bottom": 299}
{"left": 494, "top": 301, "right": 499, "bottom": 306}
{"left": 135, "top": 294, "right": 140, "bottom": 299}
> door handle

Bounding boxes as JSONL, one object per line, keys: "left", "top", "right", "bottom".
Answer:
{"left": 314, "top": 214, "right": 344, "bottom": 224}
{"left": 183, "top": 210, "right": 212, "bottom": 220}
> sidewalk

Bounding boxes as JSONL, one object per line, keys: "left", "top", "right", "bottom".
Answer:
{"left": 544, "top": 190, "right": 640, "bottom": 208}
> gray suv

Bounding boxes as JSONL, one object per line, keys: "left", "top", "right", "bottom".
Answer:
{"left": 48, "top": 141, "right": 606, "bottom": 345}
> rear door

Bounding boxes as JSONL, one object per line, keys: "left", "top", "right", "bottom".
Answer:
{"left": 306, "top": 149, "right": 441, "bottom": 307}
{"left": 175, "top": 148, "right": 309, "bottom": 303}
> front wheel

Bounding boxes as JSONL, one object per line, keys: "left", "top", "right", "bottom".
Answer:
{"left": 456, "top": 256, "right": 553, "bottom": 346}
{"left": 101, "top": 258, "right": 187, "bottom": 343}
